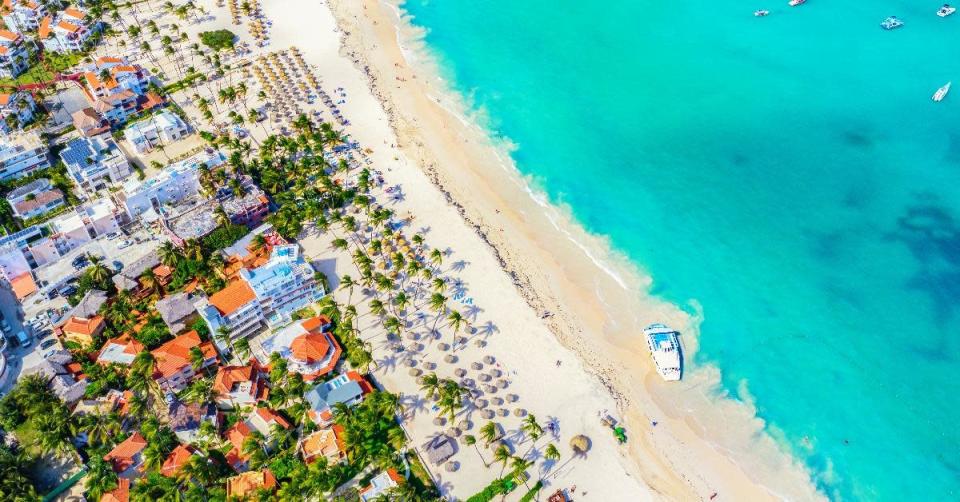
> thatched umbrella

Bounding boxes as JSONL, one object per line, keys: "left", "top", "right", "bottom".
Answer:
{"left": 478, "top": 374, "right": 491, "bottom": 382}
{"left": 458, "top": 420, "right": 471, "bottom": 431}
{"left": 417, "top": 375, "right": 428, "bottom": 385}
{"left": 460, "top": 378, "right": 474, "bottom": 388}
{"left": 497, "top": 408, "right": 510, "bottom": 417}
{"left": 454, "top": 368, "right": 467, "bottom": 378}
{"left": 483, "top": 355, "right": 496, "bottom": 364}
{"left": 513, "top": 408, "right": 527, "bottom": 417}
{"left": 475, "top": 399, "right": 488, "bottom": 409}
{"left": 489, "top": 369, "right": 502, "bottom": 378}
{"left": 408, "top": 368, "right": 422, "bottom": 377}
{"left": 474, "top": 339, "right": 486, "bottom": 348}
{"left": 484, "top": 385, "right": 497, "bottom": 393}
{"left": 445, "top": 461, "right": 458, "bottom": 472}
{"left": 506, "top": 393, "right": 519, "bottom": 403}
{"left": 471, "top": 362, "right": 483, "bottom": 371}
{"left": 403, "top": 359, "right": 416, "bottom": 367}
{"left": 447, "top": 427, "right": 461, "bottom": 437}
{"left": 570, "top": 435, "right": 591, "bottom": 455}
{"left": 405, "top": 332, "right": 418, "bottom": 340}
{"left": 423, "top": 361, "right": 436, "bottom": 370}
{"left": 432, "top": 417, "right": 446, "bottom": 426}
{"left": 491, "top": 397, "right": 503, "bottom": 406}
{"left": 481, "top": 409, "right": 495, "bottom": 419}
{"left": 444, "top": 354, "right": 458, "bottom": 364}
{"left": 497, "top": 379, "right": 509, "bottom": 389}
{"left": 438, "top": 343, "right": 450, "bottom": 352}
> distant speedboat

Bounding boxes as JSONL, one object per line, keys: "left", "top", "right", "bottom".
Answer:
{"left": 754, "top": 9, "right": 770, "bottom": 16}
{"left": 644, "top": 324, "right": 682, "bottom": 381}
{"left": 881, "top": 16, "right": 904, "bottom": 29}
{"left": 937, "top": 4, "right": 956, "bottom": 16}
{"left": 788, "top": 0, "right": 805, "bottom": 6}
{"left": 933, "top": 82, "right": 951, "bottom": 101}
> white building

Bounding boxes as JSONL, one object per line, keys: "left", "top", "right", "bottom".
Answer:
{"left": 1, "top": 0, "right": 49, "bottom": 33}
{"left": 0, "top": 241, "right": 30, "bottom": 282}
{"left": 84, "top": 57, "right": 152, "bottom": 99}
{"left": 123, "top": 111, "right": 189, "bottom": 153}
{"left": 60, "top": 135, "right": 131, "bottom": 193}
{"left": 29, "top": 199, "right": 120, "bottom": 265}
{"left": 38, "top": 6, "right": 97, "bottom": 53}
{"left": 0, "top": 91, "right": 36, "bottom": 132}
{"left": 0, "top": 29, "right": 29, "bottom": 79}
{"left": 5, "top": 178, "right": 65, "bottom": 220}
{"left": 0, "top": 131, "right": 49, "bottom": 182}
{"left": 119, "top": 149, "right": 225, "bottom": 220}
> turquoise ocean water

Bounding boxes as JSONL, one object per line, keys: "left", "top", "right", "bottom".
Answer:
{"left": 399, "top": 0, "right": 960, "bottom": 499}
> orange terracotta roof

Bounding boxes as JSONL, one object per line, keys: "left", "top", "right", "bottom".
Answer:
{"left": 104, "top": 432, "right": 147, "bottom": 473}
{"left": 153, "top": 264, "right": 172, "bottom": 279}
{"left": 0, "top": 46, "right": 8, "bottom": 55}
{"left": 101, "top": 478, "right": 129, "bottom": 502}
{"left": 9, "top": 273, "right": 36, "bottom": 300}
{"left": 37, "top": 15, "right": 51, "bottom": 38}
{"left": 63, "top": 315, "right": 105, "bottom": 337}
{"left": 255, "top": 407, "right": 291, "bottom": 429}
{"left": 0, "top": 29, "right": 19, "bottom": 41}
{"left": 226, "top": 469, "right": 277, "bottom": 499}
{"left": 97, "top": 334, "right": 145, "bottom": 362}
{"left": 62, "top": 7, "right": 85, "bottom": 19}
{"left": 207, "top": 280, "right": 256, "bottom": 316}
{"left": 300, "top": 425, "right": 345, "bottom": 463}
{"left": 96, "top": 56, "right": 123, "bottom": 65}
{"left": 291, "top": 332, "right": 331, "bottom": 363}
{"left": 56, "top": 20, "right": 79, "bottom": 33}
{"left": 160, "top": 445, "right": 195, "bottom": 477}
{"left": 225, "top": 420, "right": 252, "bottom": 451}
{"left": 112, "top": 65, "right": 138, "bottom": 73}
{"left": 300, "top": 315, "right": 331, "bottom": 332}
{"left": 151, "top": 330, "right": 216, "bottom": 379}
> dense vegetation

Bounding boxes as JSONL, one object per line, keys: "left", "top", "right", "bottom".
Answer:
{"left": 199, "top": 29, "right": 236, "bottom": 51}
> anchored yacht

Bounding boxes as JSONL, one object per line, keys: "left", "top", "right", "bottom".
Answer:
{"left": 937, "top": 4, "right": 956, "bottom": 17}
{"left": 881, "top": 16, "right": 904, "bottom": 29}
{"left": 933, "top": 82, "right": 951, "bottom": 102}
{"left": 644, "top": 324, "right": 682, "bottom": 381}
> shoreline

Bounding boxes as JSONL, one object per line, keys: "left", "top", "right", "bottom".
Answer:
{"left": 309, "top": 0, "right": 826, "bottom": 499}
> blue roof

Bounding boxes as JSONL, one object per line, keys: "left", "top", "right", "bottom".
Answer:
{"left": 62, "top": 138, "right": 93, "bottom": 169}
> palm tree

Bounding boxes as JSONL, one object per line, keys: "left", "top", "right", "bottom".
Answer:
{"left": 250, "top": 233, "right": 268, "bottom": 253}
{"left": 189, "top": 345, "right": 205, "bottom": 370}
{"left": 80, "top": 411, "right": 122, "bottom": 447}
{"left": 544, "top": 443, "right": 561, "bottom": 462}
{"left": 331, "top": 237, "right": 349, "bottom": 251}
{"left": 393, "top": 291, "right": 411, "bottom": 314}
{"left": 418, "top": 373, "right": 441, "bottom": 400}
{"left": 369, "top": 299, "right": 386, "bottom": 317}
{"left": 139, "top": 268, "right": 158, "bottom": 293}
{"left": 429, "top": 249, "right": 443, "bottom": 268}
{"left": 479, "top": 421, "right": 500, "bottom": 447}
{"left": 429, "top": 293, "right": 447, "bottom": 333}
{"left": 234, "top": 337, "right": 252, "bottom": 361}
{"left": 182, "top": 377, "right": 217, "bottom": 406}
{"left": 339, "top": 275, "right": 356, "bottom": 305}
{"left": 447, "top": 310, "right": 466, "bottom": 349}
{"left": 522, "top": 414, "right": 544, "bottom": 442}
{"left": 493, "top": 444, "right": 511, "bottom": 474}
{"left": 84, "top": 454, "right": 118, "bottom": 501}
{"left": 383, "top": 316, "right": 402, "bottom": 335}
{"left": 87, "top": 258, "right": 111, "bottom": 285}
{"left": 463, "top": 434, "right": 488, "bottom": 467}
{"left": 215, "top": 326, "right": 235, "bottom": 356}
{"left": 431, "top": 277, "right": 446, "bottom": 294}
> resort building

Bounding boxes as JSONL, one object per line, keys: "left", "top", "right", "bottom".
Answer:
{"left": 298, "top": 425, "right": 346, "bottom": 465}
{"left": 119, "top": 149, "right": 225, "bottom": 220}
{"left": 21, "top": 350, "right": 87, "bottom": 403}
{"left": 5, "top": 178, "right": 65, "bottom": 220}
{"left": 150, "top": 330, "right": 217, "bottom": 392}
{"left": 38, "top": 6, "right": 98, "bottom": 53}
{"left": 213, "top": 359, "right": 269, "bottom": 408}
{"left": 196, "top": 244, "right": 324, "bottom": 351}
{"left": 160, "top": 445, "right": 197, "bottom": 478}
{"left": 1, "top": 0, "right": 48, "bottom": 33}
{"left": 155, "top": 292, "right": 196, "bottom": 335}
{"left": 305, "top": 371, "right": 372, "bottom": 426}
{"left": 225, "top": 470, "right": 277, "bottom": 499}
{"left": 60, "top": 135, "right": 131, "bottom": 193}
{"left": 60, "top": 314, "right": 105, "bottom": 347}
{"left": 359, "top": 469, "right": 404, "bottom": 502}
{"left": 0, "top": 131, "right": 49, "bottom": 181}
{"left": 55, "top": 289, "right": 106, "bottom": 329}
{"left": 123, "top": 110, "right": 189, "bottom": 153}
{"left": 104, "top": 432, "right": 147, "bottom": 477}
{"left": 71, "top": 107, "right": 110, "bottom": 137}
{"left": 221, "top": 183, "right": 270, "bottom": 228}
{"left": 256, "top": 315, "right": 340, "bottom": 381}
{"left": 27, "top": 199, "right": 120, "bottom": 265}
{"left": 83, "top": 58, "right": 152, "bottom": 99}
{"left": 100, "top": 479, "right": 129, "bottom": 502}
{"left": 96, "top": 334, "right": 145, "bottom": 366}
{"left": 0, "top": 91, "right": 35, "bottom": 131}
{"left": 0, "top": 29, "right": 29, "bottom": 79}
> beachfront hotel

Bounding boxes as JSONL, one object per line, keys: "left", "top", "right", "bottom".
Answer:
{"left": 0, "top": 0, "right": 47, "bottom": 33}
{"left": 255, "top": 315, "right": 340, "bottom": 381}
{"left": 123, "top": 110, "right": 190, "bottom": 153}
{"left": 60, "top": 134, "right": 132, "bottom": 193}
{"left": 38, "top": 6, "right": 98, "bottom": 53}
{"left": 120, "top": 149, "right": 226, "bottom": 220}
{"left": 195, "top": 244, "right": 325, "bottom": 352}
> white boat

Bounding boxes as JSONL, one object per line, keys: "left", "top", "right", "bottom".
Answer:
{"left": 754, "top": 9, "right": 770, "bottom": 16}
{"left": 881, "top": 16, "right": 904, "bottom": 29}
{"left": 788, "top": 0, "right": 805, "bottom": 6}
{"left": 933, "top": 82, "right": 951, "bottom": 101}
{"left": 937, "top": 4, "right": 956, "bottom": 16}
{"left": 643, "top": 324, "right": 682, "bottom": 381}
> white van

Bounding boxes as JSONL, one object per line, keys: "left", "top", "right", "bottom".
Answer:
{"left": 15, "top": 330, "right": 30, "bottom": 347}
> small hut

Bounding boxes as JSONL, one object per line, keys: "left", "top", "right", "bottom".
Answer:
{"left": 570, "top": 435, "right": 591, "bottom": 456}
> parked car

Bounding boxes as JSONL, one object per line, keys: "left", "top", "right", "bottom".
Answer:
{"left": 105, "top": 232, "right": 121, "bottom": 240}
{"left": 58, "top": 285, "right": 77, "bottom": 297}
{"left": 117, "top": 239, "right": 133, "bottom": 249}
{"left": 71, "top": 255, "right": 89, "bottom": 269}
{"left": 39, "top": 339, "right": 57, "bottom": 351}
{"left": 15, "top": 330, "right": 30, "bottom": 348}
{"left": 112, "top": 260, "right": 124, "bottom": 272}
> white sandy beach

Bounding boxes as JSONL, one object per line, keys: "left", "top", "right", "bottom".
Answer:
{"left": 230, "top": 0, "right": 828, "bottom": 499}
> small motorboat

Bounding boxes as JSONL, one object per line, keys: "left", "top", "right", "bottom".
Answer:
{"left": 788, "top": 0, "right": 805, "bottom": 5}
{"left": 937, "top": 4, "right": 956, "bottom": 16}
{"left": 933, "top": 82, "right": 951, "bottom": 102}
{"left": 880, "top": 16, "right": 904, "bottom": 29}
{"left": 754, "top": 9, "right": 770, "bottom": 16}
